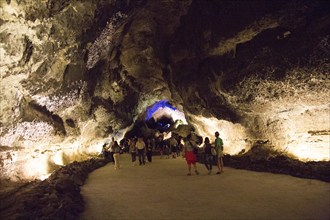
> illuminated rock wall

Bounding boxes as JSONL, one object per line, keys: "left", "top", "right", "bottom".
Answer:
{"left": 0, "top": 0, "right": 329, "bottom": 181}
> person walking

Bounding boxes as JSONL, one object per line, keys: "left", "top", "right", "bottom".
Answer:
{"left": 112, "top": 141, "right": 121, "bottom": 169}
{"left": 170, "top": 136, "right": 178, "bottom": 159}
{"left": 214, "top": 131, "right": 224, "bottom": 174}
{"left": 128, "top": 138, "right": 137, "bottom": 166}
{"left": 177, "top": 136, "right": 184, "bottom": 157}
{"left": 182, "top": 134, "right": 199, "bottom": 176}
{"left": 202, "top": 137, "right": 214, "bottom": 175}
{"left": 109, "top": 137, "right": 115, "bottom": 165}
{"left": 146, "top": 138, "right": 153, "bottom": 162}
{"left": 136, "top": 137, "right": 146, "bottom": 165}
{"left": 101, "top": 143, "right": 109, "bottom": 160}
{"left": 158, "top": 135, "right": 164, "bottom": 159}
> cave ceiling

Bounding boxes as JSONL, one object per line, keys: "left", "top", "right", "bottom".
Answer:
{"left": 0, "top": 0, "right": 329, "bottom": 180}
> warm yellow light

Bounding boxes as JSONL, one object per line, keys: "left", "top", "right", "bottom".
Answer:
{"left": 52, "top": 151, "right": 64, "bottom": 166}
{"left": 23, "top": 155, "right": 51, "bottom": 180}
{"left": 188, "top": 114, "right": 250, "bottom": 155}
{"left": 285, "top": 134, "right": 330, "bottom": 161}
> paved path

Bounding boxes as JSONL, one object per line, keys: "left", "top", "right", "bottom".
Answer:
{"left": 81, "top": 154, "right": 330, "bottom": 220}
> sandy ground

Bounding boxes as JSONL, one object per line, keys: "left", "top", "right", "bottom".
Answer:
{"left": 81, "top": 154, "right": 330, "bottom": 220}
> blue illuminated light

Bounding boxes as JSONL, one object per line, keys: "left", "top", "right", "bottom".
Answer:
{"left": 146, "top": 100, "right": 176, "bottom": 120}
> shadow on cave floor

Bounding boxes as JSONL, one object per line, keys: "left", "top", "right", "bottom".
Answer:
{"left": 81, "top": 154, "right": 330, "bottom": 220}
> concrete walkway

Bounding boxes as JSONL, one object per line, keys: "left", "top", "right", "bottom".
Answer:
{"left": 81, "top": 154, "right": 330, "bottom": 220}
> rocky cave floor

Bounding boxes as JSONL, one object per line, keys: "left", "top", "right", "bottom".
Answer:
{"left": 0, "top": 150, "right": 329, "bottom": 220}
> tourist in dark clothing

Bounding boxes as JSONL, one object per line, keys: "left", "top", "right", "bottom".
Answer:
{"left": 101, "top": 143, "right": 109, "bottom": 160}
{"left": 109, "top": 137, "right": 115, "bottom": 164}
{"left": 128, "top": 138, "right": 137, "bottom": 166}
{"left": 158, "top": 136, "right": 164, "bottom": 159}
{"left": 146, "top": 138, "right": 153, "bottom": 162}
{"left": 177, "top": 136, "right": 183, "bottom": 157}
{"left": 170, "top": 136, "right": 178, "bottom": 159}
{"left": 202, "top": 137, "right": 214, "bottom": 175}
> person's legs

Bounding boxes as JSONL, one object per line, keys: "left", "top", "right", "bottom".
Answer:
{"left": 208, "top": 155, "right": 213, "bottom": 174}
{"left": 193, "top": 162, "right": 199, "bottom": 175}
{"left": 220, "top": 155, "right": 224, "bottom": 172}
{"left": 216, "top": 155, "right": 221, "bottom": 174}
{"left": 131, "top": 152, "right": 136, "bottom": 166}
{"left": 142, "top": 150, "right": 145, "bottom": 164}
{"left": 138, "top": 150, "right": 142, "bottom": 165}
{"left": 160, "top": 149, "right": 163, "bottom": 159}
{"left": 204, "top": 155, "right": 210, "bottom": 171}
{"left": 146, "top": 152, "right": 150, "bottom": 162}
{"left": 110, "top": 152, "right": 114, "bottom": 164}
{"left": 187, "top": 163, "right": 192, "bottom": 175}
{"left": 113, "top": 153, "right": 119, "bottom": 169}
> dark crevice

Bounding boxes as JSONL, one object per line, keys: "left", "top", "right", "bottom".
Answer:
{"left": 24, "top": 101, "right": 66, "bottom": 135}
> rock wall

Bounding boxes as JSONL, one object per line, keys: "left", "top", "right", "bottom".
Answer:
{"left": 0, "top": 0, "right": 329, "bottom": 181}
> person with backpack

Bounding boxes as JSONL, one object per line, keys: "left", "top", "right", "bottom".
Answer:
{"left": 182, "top": 134, "right": 199, "bottom": 176}
{"left": 202, "top": 137, "right": 214, "bottom": 175}
{"left": 214, "top": 131, "right": 224, "bottom": 174}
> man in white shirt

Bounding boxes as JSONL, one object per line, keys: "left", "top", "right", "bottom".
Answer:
{"left": 136, "top": 137, "right": 146, "bottom": 165}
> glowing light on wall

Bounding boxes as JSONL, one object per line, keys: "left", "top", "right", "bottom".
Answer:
{"left": 146, "top": 100, "right": 187, "bottom": 124}
{"left": 282, "top": 130, "right": 329, "bottom": 161}
{"left": 286, "top": 138, "right": 330, "bottom": 161}
{"left": 259, "top": 102, "right": 330, "bottom": 161}
{"left": 52, "top": 151, "right": 64, "bottom": 166}
{"left": 23, "top": 155, "right": 50, "bottom": 181}
{"left": 188, "top": 114, "right": 250, "bottom": 155}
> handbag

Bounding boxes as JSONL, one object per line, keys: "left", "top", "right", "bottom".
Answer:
{"left": 211, "top": 147, "right": 217, "bottom": 156}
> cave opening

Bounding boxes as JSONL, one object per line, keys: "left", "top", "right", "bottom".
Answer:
{"left": 145, "top": 100, "right": 187, "bottom": 132}
{"left": 124, "top": 100, "right": 188, "bottom": 138}
{"left": 145, "top": 115, "right": 174, "bottom": 132}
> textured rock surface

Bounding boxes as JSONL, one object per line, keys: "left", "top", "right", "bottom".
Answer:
{"left": 0, "top": 156, "right": 108, "bottom": 219}
{"left": 0, "top": 0, "right": 329, "bottom": 181}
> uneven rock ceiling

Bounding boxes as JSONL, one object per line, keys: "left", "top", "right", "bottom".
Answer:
{"left": 0, "top": 0, "right": 329, "bottom": 181}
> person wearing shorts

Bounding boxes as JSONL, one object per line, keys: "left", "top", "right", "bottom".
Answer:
{"left": 182, "top": 134, "right": 199, "bottom": 176}
{"left": 214, "top": 131, "right": 224, "bottom": 174}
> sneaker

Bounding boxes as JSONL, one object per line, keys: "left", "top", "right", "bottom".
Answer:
{"left": 216, "top": 171, "right": 221, "bottom": 175}
{"left": 195, "top": 170, "right": 199, "bottom": 175}
{"left": 187, "top": 173, "right": 191, "bottom": 176}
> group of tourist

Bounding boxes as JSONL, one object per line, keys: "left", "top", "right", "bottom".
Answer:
{"left": 101, "top": 131, "right": 225, "bottom": 176}
{"left": 102, "top": 137, "right": 122, "bottom": 169}
{"left": 182, "top": 131, "right": 224, "bottom": 176}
